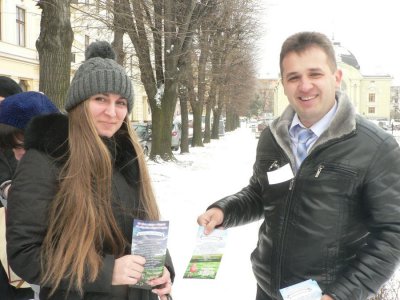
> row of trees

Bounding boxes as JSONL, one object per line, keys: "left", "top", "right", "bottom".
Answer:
{"left": 35, "top": 0, "right": 261, "bottom": 161}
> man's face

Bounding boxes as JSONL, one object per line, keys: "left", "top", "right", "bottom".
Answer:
{"left": 281, "top": 46, "right": 342, "bottom": 127}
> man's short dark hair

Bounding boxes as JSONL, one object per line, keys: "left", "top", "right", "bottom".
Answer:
{"left": 279, "top": 32, "right": 337, "bottom": 77}
{"left": 0, "top": 76, "right": 23, "bottom": 98}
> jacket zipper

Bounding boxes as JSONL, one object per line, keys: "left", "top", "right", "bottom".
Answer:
{"left": 315, "top": 165, "right": 324, "bottom": 177}
{"left": 314, "top": 163, "right": 357, "bottom": 178}
{"left": 271, "top": 129, "right": 357, "bottom": 292}
{"left": 266, "top": 133, "right": 297, "bottom": 293}
{"left": 275, "top": 177, "right": 297, "bottom": 293}
{"left": 269, "top": 160, "right": 279, "bottom": 171}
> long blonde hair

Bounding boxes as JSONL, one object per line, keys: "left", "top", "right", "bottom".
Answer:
{"left": 41, "top": 101, "right": 159, "bottom": 294}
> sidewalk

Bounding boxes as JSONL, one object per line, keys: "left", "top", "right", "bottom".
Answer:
{"left": 148, "top": 127, "right": 260, "bottom": 300}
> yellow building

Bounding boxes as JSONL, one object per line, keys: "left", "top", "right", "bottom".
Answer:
{"left": 260, "top": 42, "right": 392, "bottom": 122}
{"left": 0, "top": 0, "right": 150, "bottom": 121}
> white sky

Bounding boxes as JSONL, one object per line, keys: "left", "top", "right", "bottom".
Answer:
{"left": 256, "top": 0, "right": 400, "bottom": 84}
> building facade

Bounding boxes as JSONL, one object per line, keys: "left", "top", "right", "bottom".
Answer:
{"left": 0, "top": 0, "right": 41, "bottom": 91}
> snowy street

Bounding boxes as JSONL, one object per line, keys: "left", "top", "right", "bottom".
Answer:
{"left": 148, "top": 126, "right": 261, "bottom": 300}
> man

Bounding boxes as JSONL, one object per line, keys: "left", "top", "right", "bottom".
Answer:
{"left": 197, "top": 31, "right": 400, "bottom": 300}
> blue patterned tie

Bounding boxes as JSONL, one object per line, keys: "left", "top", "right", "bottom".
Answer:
{"left": 297, "top": 127, "right": 314, "bottom": 164}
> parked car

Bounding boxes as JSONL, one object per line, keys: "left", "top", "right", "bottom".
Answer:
{"left": 171, "top": 120, "right": 182, "bottom": 151}
{"left": 368, "top": 119, "right": 390, "bottom": 131}
{"left": 248, "top": 119, "right": 258, "bottom": 132}
{"left": 132, "top": 122, "right": 152, "bottom": 156}
{"left": 218, "top": 119, "right": 225, "bottom": 136}
{"left": 132, "top": 120, "right": 182, "bottom": 154}
{"left": 255, "top": 117, "right": 274, "bottom": 138}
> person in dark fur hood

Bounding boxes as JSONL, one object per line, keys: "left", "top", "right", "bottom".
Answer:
{"left": 6, "top": 41, "right": 174, "bottom": 300}
{"left": 0, "top": 90, "right": 57, "bottom": 300}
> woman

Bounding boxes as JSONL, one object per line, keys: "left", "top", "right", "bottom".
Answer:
{"left": 6, "top": 41, "right": 174, "bottom": 300}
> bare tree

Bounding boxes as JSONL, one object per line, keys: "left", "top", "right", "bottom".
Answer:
{"left": 198, "top": 0, "right": 259, "bottom": 141}
{"left": 225, "top": 52, "right": 257, "bottom": 131}
{"left": 117, "top": 0, "right": 211, "bottom": 160}
{"left": 36, "top": 0, "right": 74, "bottom": 109}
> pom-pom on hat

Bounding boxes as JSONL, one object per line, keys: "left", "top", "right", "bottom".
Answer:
{"left": 0, "top": 76, "right": 23, "bottom": 98}
{"left": 0, "top": 91, "right": 59, "bottom": 130}
{"left": 65, "top": 41, "right": 133, "bottom": 112}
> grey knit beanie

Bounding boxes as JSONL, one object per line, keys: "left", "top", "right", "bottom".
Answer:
{"left": 65, "top": 41, "right": 133, "bottom": 112}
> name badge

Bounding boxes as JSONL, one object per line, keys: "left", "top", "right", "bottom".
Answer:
{"left": 267, "top": 163, "right": 294, "bottom": 185}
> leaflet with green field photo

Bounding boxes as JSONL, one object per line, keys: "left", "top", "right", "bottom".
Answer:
{"left": 183, "top": 226, "right": 227, "bottom": 279}
{"left": 131, "top": 219, "right": 169, "bottom": 289}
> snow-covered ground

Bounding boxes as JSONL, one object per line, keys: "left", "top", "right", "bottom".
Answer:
{"left": 148, "top": 125, "right": 261, "bottom": 300}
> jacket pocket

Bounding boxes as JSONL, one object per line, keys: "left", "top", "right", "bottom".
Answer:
{"left": 314, "top": 162, "right": 358, "bottom": 179}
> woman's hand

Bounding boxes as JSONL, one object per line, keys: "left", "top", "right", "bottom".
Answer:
{"left": 112, "top": 254, "right": 146, "bottom": 285}
{"left": 148, "top": 267, "right": 172, "bottom": 300}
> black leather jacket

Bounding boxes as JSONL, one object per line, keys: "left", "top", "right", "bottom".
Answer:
{"left": 210, "top": 92, "right": 400, "bottom": 300}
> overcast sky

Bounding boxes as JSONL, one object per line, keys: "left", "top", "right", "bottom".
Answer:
{"left": 256, "top": 0, "right": 400, "bottom": 84}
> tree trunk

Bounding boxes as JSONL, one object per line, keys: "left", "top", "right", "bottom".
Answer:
{"left": 226, "top": 105, "right": 235, "bottom": 132}
{"left": 112, "top": 0, "right": 126, "bottom": 66}
{"left": 36, "top": 0, "right": 73, "bottom": 109}
{"left": 211, "top": 108, "right": 222, "bottom": 140}
{"left": 211, "top": 88, "right": 224, "bottom": 139}
{"left": 178, "top": 85, "right": 190, "bottom": 153}
{"left": 203, "top": 102, "right": 212, "bottom": 143}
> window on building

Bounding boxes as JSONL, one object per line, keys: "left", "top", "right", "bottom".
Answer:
{"left": 85, "top": 35, "right": 90, "bottom": 49}
{"left": 368, "top": 107, "right": 375, "bottom": 114}
{"left": 16, "top": 7, "right": 25, "bottom": 47}
{"left": 19, "top": 80, "right": 28, "bottom": 92}
{"left": 369, "top": 93, "right": 375, "bottom": 103}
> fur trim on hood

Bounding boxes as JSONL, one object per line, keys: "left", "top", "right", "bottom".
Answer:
{"left": 269, "top": 90, "right": 357, "bottom": 167}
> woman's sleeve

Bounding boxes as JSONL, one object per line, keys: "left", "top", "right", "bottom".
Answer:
{"left": 6, "top": 149, "right": 58, "bottom": 285}
{"left": 165, "top": 249, "right": 175, "bottom": 282}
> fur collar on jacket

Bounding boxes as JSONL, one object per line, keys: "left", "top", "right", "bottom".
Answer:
{"left": 269, "top": 90, "right": 357, "bottom": 167}
{"left": 23, "top": 113, "right": 139, "bottom": 183}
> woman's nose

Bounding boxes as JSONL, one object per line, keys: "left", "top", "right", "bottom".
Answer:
{"left": 105, "top": 104, "right": 116, "bottom": 117}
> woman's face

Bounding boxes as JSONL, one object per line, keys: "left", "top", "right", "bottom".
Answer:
{"left": 88, "top": 93, "right": 128, "bottom": 138}
{"left": 13, "top": 136, "right": 25, "bottom": 161}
